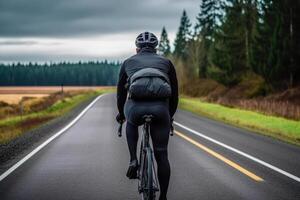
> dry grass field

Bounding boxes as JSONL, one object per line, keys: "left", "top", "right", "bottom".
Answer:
{"left": 0, "top": 87, "right": 111, "bottom": 144}
{"left": 0, "top": 86, "right": 115, "bottom": 104}
{"left": 0, "top": 86, "right": 114, "bottom": 94}
{"left": 0, "top": 94, "right": 49, "bottom": 104}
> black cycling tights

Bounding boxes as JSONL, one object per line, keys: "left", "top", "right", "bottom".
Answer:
{"left": 124, "top": 100, "right": 171, "bottom": 200}
{"left": 125, "top": 100, "right": 170, "bottom": 200}
{"left": 126, "top": 121, "right": 170, "bottom": 200}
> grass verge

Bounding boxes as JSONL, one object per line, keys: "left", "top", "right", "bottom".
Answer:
{"left": 0, "top": 89, "right": 111, "bottom": 144}
{"left": 179, "top": 97, "right": 300, "bottom": 146}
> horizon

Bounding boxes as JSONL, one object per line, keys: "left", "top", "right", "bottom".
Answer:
{"left": 0, "top": 59, "right": 121, "bottom": 65}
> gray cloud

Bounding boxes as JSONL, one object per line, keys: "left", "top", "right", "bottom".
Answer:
{"left": 0, "top": 0, "right": 200, "bottom": 37}
{"left": 0, "top": 40, "right": 62, "bottom": 46}
{"left": 0, "top": 40, "right": 38, "bottom": 45}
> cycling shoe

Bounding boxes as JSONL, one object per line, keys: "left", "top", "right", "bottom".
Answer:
{"left": 126, "top": 160, "right": 138, "bottom": 179}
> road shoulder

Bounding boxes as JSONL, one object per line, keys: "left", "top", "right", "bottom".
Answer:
{"left": 0, "top": 95, "right": 97, "bottom": 174}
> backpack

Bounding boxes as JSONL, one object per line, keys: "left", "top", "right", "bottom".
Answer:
{"left": 127, "top": 68, "right": 172, "bottom": 100}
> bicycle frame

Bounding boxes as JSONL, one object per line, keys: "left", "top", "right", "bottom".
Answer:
{"left": 138, "top": 117, "right": 159, "bottom": 200}
{"left": 117, "top": 116, "right": 163, "bottom": 200}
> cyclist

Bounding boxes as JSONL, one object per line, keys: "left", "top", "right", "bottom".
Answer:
{"left": 116, "top": 31, "right": 178, "bottom": 200}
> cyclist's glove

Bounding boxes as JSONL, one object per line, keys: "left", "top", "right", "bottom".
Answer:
{"left": 116, "top": 113, "right": 125, "bottom": 124}
{"left": 170, "top": 118, "right": 174, "bottom": 135}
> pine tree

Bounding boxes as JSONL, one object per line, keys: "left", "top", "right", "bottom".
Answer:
{"left": 194, "top": 0, "right": 223, "bottom": 38}
{"left": 254, "top": 0, "right": 300, "bottom": 87}
{"left": 243, "top": 0, "right": 259, "bottom": 70}
{"left": 251, "top": 0, "right": 288, "bottom": 86}
{"left": 158, "top": 27, "right": 171, "bottom": 56}
{"left": 174, "top": 10, "right": 192, "bottom": 59}
{"left": 212, "top": 0, "right": 246, "bottom": 85}
{"left": 284, "top": 0, "right": 300, "bottom": 86}
{"left": 194, "top": 0, "right": 223, "bottom": 78}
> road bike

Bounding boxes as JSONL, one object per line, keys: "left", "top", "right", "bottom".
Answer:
{"left": 118, "top": 115, "right": 174, "bottom": 200}
{"left": 138, "top": 115, "right": 160, "bottom": 200}
{"left": 118, "top": 115, "right": 159, "bottom": 200}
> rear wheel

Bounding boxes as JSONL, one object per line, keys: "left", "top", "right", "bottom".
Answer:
{"left": 141, "top": 150, "right": 148, "bottom": 199}
{"left": 146, "top": 148, "right": 154, "bottom": 200}
{"left": 138, "top": 141, "right": 145, "bottom": 192}
{"left": 140, "top": 148, "right": 155, "bottom": 200}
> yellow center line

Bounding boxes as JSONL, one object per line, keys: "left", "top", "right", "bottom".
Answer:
{"left": 175, "top": 130, "right": 264, "bottom": 182}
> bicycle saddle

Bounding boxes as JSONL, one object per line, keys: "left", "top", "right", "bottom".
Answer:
{"left": 142, "top": 115, "right": 154, "bottom": 123}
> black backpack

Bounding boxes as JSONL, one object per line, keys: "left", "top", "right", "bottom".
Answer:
{"left": 127, "top": 68, "right": 172, "bottom": 100}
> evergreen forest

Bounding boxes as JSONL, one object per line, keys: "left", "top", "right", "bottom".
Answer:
{"left": 0, "top": 61, "right": 120, "bottom": 86}
{"left": 158, "top": 0, "right": 300, "bottom": 92}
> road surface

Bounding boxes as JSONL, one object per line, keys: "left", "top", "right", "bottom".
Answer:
{"left": 0, "top": 93, "right": 299, "bottom": 200}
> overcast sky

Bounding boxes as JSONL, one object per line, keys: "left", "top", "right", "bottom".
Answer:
{"left": 0, "top": 0, "right": 200, "bottom": 63}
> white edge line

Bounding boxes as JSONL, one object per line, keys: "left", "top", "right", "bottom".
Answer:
{"left": 174, "top": 121, "right": 300, "bottom": 183}
{"left": 0, "top": 94, "right": 105, "bottom": 182}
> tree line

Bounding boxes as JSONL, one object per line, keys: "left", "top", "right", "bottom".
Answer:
{"left": 0, "top": 61, "right": 120, "bottom": 86}
{"left": 158, "top": 0, "right": 300, "bottom": 90}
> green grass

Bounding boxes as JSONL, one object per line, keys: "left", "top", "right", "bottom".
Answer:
{"left": 179, "top": 97, "right": 300, "bottom": 146}
{"left": 0, "top": 90, "right": 108, "bottom": 144}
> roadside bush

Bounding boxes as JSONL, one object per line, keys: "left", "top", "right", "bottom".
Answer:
{"left": 22, "top": 97, "right": 45, "bottom": 113}
{"left": 0, "top": 106, "right": 16, "bottom": 119}
{"left": 25, "top": 92, "right": 67, "bottom": 112}
{"left": 182, "top": 78, "right": 225, "bottom": 97}
{"left": 207, "top": 65, "right": 241, "bottom": 86}
{"left": 240, "top": 72, "right": 268, "bottom": 98}
{"left": 0, "top": 101, "right": 9, "bottom": 107}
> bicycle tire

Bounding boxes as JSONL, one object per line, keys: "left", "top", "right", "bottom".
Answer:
{"left": 141, "top": 149, "right": 149, "bottom": 200}
{"left": 146, "top": 148, "right": 154, "bottom": 200}
{"left": 139, "top": 121, "right": 157, "bottom": 200}
{"left": 141, "top": 148, "right": 155, "bottom": 200}
{"left": 138, "top": 141, "right": 145, "bottom": 192}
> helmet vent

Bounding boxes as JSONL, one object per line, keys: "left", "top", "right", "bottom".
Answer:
{"left": 135, "top": 32, "right": 158, "bottom": 48}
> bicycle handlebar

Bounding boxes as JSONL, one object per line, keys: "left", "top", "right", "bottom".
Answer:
{"left": 170, "top": 118, "right": 174, "bottom": 136}
{"left": 170, "top": 123, "right": 174, "bottom": 136}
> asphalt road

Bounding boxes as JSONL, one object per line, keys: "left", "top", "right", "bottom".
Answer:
{"left": 0, "top": 93, "right": 299, "bottom": 200}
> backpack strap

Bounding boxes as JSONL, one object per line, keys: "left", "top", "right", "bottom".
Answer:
{"left": 130, "top": 68, "right": 170, "bottom": 84}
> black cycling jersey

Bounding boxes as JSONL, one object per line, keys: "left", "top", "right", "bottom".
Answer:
{"left": 117, "top": 47, "right": 179, "bottom": 118}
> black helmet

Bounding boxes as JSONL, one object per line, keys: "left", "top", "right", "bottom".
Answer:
{"left": 135, "top": 32, "right": 158, "bottom": 48}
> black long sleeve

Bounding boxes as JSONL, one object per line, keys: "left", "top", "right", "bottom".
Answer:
{"left": 117, "top": 62, "right": 128, "bottom": 117}
{"left": 168, "top": 60, "right": 179, "bottom": 117}
{"left": 117, "top": 51, "right": 178, "bottom": 118}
